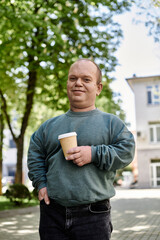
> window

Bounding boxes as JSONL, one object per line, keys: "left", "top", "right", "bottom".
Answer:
{"left": 9, "top": 139, "right": 16, "bottom": 148}
{"left": 150, "top": 160, "right": 160, "bottom": 187}
{"left": 147, "top": 85, "right": 160, "bottom": 105}
{"left": 149, "top": 124, "right": 160, "bottom": 143}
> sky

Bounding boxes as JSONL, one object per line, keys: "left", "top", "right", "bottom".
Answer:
{"left": 110, "top": 5, "right": 160, "bottom": 130}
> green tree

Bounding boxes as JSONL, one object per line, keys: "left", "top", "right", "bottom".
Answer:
{"left": 0, "top": 0, "right": 133, "bottom": 184}
{"left": 96, "top": 80, "right": 126, "bottom": 120}
{"left": 136, "top": 0, "right": 160, "bottom": 42}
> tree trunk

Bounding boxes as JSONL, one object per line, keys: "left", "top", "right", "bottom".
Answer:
{"left": 15, "top": 136, "right": 24, "bottom": 184}
{"left": 0, "top": 68, "right": 37, "bottom": 185}
{"left": 0, "top": 27, "right": 38, "bottom": 185}
{"left": 14, "top": 69, "right": 37, "bottom": 184}
{"left": 0, "top": 111, "right": 4, "bottom": 195}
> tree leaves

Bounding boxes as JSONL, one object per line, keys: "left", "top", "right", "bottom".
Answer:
{"left": 136, "top": 0, "right": 160, "bottom": 43}
{"left": 0, "top": 0, "right": 132, "bottom": 182}
{"left": 0, "top": 0, "right": 132, "bottom": 127}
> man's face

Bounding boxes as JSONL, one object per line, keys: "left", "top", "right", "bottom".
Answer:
{"left": 67, "top": 60, "right": 102, "bottom": 111}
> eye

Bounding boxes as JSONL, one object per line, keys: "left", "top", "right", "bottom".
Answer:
{"left": 84, "top": 78, "right": 91, "bottom": 82}
{"left": 69, "top": 77, "right": 77, "bottom": 81}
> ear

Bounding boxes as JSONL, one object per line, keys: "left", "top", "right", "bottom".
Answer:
{"left": 96, "top": 83, "right": 103, "bottom": 96}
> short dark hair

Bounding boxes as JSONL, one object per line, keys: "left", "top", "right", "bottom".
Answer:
{"left": 72, "top": 58, "right": 102, "bottom": 85}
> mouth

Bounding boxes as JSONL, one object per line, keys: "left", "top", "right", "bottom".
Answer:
{"left": 72, "top": 89, "right": 85, "bottom": 93}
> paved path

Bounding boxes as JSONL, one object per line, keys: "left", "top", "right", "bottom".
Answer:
{"left": 0, "top": 206, "right": 39, "bottom": 240}
{"left": 111, "top": 189, "right": 160, "bottom": 240}
{"left": 0, "top": 189, "right": 160, "bottom": 240}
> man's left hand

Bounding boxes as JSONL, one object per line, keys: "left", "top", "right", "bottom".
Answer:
{"left": 66, "top": 146, "right": 91, "bottom": 167}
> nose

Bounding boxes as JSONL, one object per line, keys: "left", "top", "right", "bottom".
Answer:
{"left": 75, "top": 78, "right": 83, "bottom": 86}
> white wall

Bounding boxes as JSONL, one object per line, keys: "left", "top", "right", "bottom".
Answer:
{"left": 127, "top": 76, "right": 160, "bottom": 188}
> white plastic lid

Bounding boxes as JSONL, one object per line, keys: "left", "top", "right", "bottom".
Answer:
{"left": 58, "top": 132, "right": 77, "bottom": 140}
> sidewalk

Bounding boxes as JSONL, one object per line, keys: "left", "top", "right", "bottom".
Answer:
{"left": 0, "top": 189, "right": 160, "bottom": 240}
{"left": 0, "top": 206, "right": 39, "bottom": 240}
{"left": 111, "top": 188, "right": 160, "bottom": 240}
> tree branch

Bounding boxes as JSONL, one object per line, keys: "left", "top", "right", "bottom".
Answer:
{"left": 19, "top": 28, "right": 40, "bottom": 138}
{"left": 20, "top": 69, "right": 37, "bottom": 137}
{"left": 0, "top": 88, "right": 17, "bottom": 141}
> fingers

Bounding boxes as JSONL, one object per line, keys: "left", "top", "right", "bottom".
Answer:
{"left": 66, "top": 152, "right": 81, "bottom": 160}
{"left": 38, "top": 187, "right": 50, "bottom": 205}
{"left": 38, "top": 188, "right": 44, "bottom": 201}
{"left": 66, "top": 147, "right": 81, "bottom": 161}
{"left": 67, "top": 149, "right": 84, "bottom": 166}
{"left": 44, "top": 193, "right": 50, "bottom": 205}
{"left": 67, "top": 147, "right": 81, "bottom": 155}
{"left": 65, "top": 146, "right": 91, "bottom": 167}
{"left": 73, "top": 159, "right": 84, "bottom": 167}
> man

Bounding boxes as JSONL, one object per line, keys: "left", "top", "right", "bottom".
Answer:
{"left": 28, "top": 59, "right": 135, "bottom": 240}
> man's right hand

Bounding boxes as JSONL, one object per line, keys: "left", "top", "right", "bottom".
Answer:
{"left": 38, "top": 187, "right": 50, "bottom": 205}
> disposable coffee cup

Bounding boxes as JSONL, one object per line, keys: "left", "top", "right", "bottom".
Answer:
{"left": 58, "top": 132, "right": 77, "bottom": 158}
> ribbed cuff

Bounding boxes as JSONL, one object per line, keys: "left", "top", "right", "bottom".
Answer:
{"left": 37, "top": 182, "right": 47, "bottom": 191}
{"left": 91, "top": 145, "right": 99, "bottom": 165}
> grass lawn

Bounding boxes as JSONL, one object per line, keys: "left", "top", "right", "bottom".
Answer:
{"left": 0, "top": 196, "right": 39, "bottom": 211}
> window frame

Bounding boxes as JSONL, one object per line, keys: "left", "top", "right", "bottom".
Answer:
{"left": 147, "top": 85, "right": 160, "bottom": 105}
{"left": 149, "top": 124, "right": 160, "bottom": 143}
{"left": 150, "top": 161, "right": 160, "bottom": 187}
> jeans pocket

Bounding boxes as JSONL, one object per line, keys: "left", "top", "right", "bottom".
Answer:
{"left": 110, "top": 221, "right": 113, "bottom": 233}
{"left": 89, "top": 203, "right": 111, "bottom": 214}
{"left": 40, "top": 199, "right": 45, "bottom": 206}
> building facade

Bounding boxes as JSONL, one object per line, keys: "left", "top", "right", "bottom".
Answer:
{"left": 127, "top": 75, "right": 160, "bottom": 188}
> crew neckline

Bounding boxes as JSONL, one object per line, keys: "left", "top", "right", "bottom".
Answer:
{"left": 66, "top": 109, "right": 100, "bottom": 117}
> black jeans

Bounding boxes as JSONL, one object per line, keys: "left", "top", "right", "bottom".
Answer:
{"left": 39, "top": 198, "right": 113, "bottom": 240}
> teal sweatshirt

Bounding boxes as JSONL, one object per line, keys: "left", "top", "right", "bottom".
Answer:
{"left": 28, "top": 109, "right": 135, "bottom": 206}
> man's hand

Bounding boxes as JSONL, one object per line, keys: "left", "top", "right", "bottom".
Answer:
{"left": 66, "top": 146, "right": 91, "bottom": 167}
{"left": 38, "top": 187, "right": 50, "bottom": 205}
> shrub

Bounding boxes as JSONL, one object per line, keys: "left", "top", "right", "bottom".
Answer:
{"left": 31, "top": 188, "right": 38, "bottom": 200}
{"left": 4, "top": 184, "right": 31, "bottom": 206}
